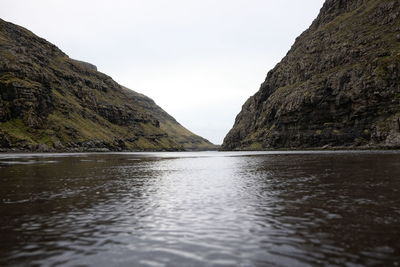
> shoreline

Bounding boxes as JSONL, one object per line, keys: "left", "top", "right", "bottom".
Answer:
{"left": 1, "top": 146, "right": 399, "bottom": 154}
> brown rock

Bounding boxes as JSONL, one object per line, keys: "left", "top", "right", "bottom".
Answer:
{"left": 0, "top": 19, "right": 215, "bottom": 151}
{"left": 222, "top": 0, "right": 400, "bottom": 150}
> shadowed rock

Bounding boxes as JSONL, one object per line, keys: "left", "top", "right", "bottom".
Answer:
{"left": 0, "top": 18, "right": 215, "bottom": 152}
{"left": 222, "top": 0, "right": 400, "bottom": 150}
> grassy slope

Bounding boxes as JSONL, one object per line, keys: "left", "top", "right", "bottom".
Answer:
{"left": 223, "top": 0, "right": 400, "bottom": 150}
{"left": 0, "top": 19, "right": 215, "bottom": 151}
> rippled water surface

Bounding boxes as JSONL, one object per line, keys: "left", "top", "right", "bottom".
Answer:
{"left": 1, "top": 151, "right": 400, "bottom": 266}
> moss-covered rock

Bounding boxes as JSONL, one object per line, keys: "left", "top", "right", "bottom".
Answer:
{"left": 0, "top": 19, "right": 215, "bottom": 151}
{"left": 222, "top": 0, "right": 400, "bottom": 150}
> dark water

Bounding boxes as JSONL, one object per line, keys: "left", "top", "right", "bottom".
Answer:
{"left": 0, "top": 151, "right": 400, "bottom": 266}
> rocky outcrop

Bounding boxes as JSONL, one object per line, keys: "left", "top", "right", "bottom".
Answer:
{"left": 70, "top": 59, "right": 98, "bottom": 71}
{"left": 0, "top": 18, "right": 215, "bottom": 151}
{"left": 222, "top": 0, "right": 400, "bottom": 150}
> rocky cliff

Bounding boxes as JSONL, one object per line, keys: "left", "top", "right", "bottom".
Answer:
{"left": 0, "top": 19, "right": 214, "bottom": 151}
{"left": 222, "top": 0, "right": 400, "bottom": 150}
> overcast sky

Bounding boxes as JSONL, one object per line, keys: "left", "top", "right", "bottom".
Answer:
{"left": 1, "top": 0, "right": 324, "bottom": 144}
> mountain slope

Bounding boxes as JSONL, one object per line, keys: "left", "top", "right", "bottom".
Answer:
{"left": 0, "top": 18, "right": 214, "bottom": 151}
{"left": 222, "top": 0, "right": 400, "bottom": 150}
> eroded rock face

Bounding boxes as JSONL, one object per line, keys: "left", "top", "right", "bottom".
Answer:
{"left": 222, "top": 0, "right": 400, "bottom": 150}
{"left": 0, "top": 19, "right": 214, "bottom": 151}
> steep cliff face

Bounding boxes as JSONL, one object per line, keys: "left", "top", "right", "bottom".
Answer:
{"left": 222, "top": 0, "right": 400, "bottom": 150}
{"left": 0, "top": 19, "right": 214, "bottom": 151}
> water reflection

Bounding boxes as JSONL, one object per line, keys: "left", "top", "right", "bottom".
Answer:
{"left": 0, "top": 152, "right": 400, "bottom": 266}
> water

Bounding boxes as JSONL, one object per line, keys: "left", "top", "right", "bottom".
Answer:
{"left": 0, "top": 151, "right": 400, "bottom": 266}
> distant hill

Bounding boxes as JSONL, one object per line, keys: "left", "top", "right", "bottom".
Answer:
{"left": 222, "top": 0, "right": 400, "bottom": 150}
{"left": 0, "top": 18, "right": 215, "bottom": 151}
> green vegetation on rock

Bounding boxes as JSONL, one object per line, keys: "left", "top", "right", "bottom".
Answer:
{"left": 222, "top": 0, "right": 400, "bottom": 150}
{"left": 0, "top": 18, "right": 215, "bottom": 152}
